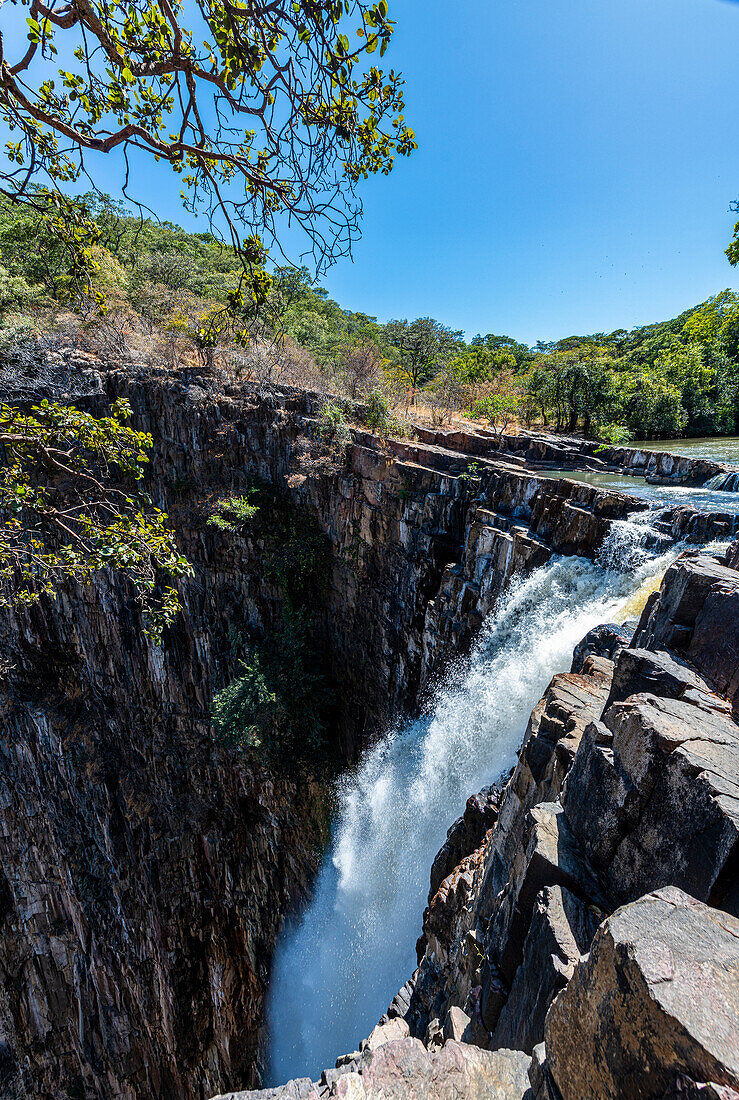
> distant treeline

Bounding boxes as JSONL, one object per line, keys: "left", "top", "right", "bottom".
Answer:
{"left": 1, "top": 192, "right": 738, "bottom": 441}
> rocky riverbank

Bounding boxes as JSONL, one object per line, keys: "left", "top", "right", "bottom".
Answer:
{"left": 415, "top": 425, "right": 739, "bottom": 487}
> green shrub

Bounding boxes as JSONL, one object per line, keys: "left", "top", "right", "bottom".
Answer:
{"left": 211, "top": 606, "right": 331, "bottom": 761}
{"left": 363, "top": 387, "right": 408, "bottom": 437}
{"left": 316, "top": 400, "right": 351, "bottom": 449}
{"left": 207, "top": 490, "right": 259, "bottom": 531}
{"left": 595, "top": 423, "right": 632, "bottom": 446}
{"left": 466, "top": 392, "right": 519, "bottom": 439}
{"left": 459, "top": 460, "right": 483, "bottom": 485}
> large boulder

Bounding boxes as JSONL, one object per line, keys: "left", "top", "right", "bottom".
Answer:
{"left": 545, "top": 887, "right": 739, "bottom": 1100}
{"left": 487, "top": 803, "right": 608, "bottom": 987}
{"left": 570, "top": 622, "right": 633, "bottom": 675}
{"left": 213, "top": 1040, "right": 534, "bottom": 1100}
{"left": 562, "top": 692, "right": 739, "bottom": 914}
{"left": 688, "top": 586, "right": 739, "bottom": 715}
{"left": 633, "top": 552, "right": 739, "bottom": 665}
{"left": 604, "top": 646, "right": 720, "bottom": 712}
{"left": 628, "top": 545, "right": 739, "bottom": 715}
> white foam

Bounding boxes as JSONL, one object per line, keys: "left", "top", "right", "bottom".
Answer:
{"left": 265, "top": 532, "right": 681, "bottom": 1083}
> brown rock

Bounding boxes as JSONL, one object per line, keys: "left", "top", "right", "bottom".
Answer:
{"left": 491, "top": 885, "right": 599, "bottom": 1055}
{"left": 545, "top": 887, "right": 739, "bottom": 1100}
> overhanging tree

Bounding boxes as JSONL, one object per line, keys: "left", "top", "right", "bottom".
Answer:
{"left": 0, "top": 0, "right": 415, "bottom": 626}
{"left": 0, "top": 397, "right": 192, "bottom": 635}
{"left": 0, "top": 0, "right": 416, "bottom": 309}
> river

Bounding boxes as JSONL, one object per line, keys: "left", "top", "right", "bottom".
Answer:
{"left": 540, "top": 469, "right": 739, "bottom": 514}
{"left": 265, "top": 516, "right": 694, "bottom": 1083}
{"left": 630, "top": 435, "right": 739, "bottom": 463}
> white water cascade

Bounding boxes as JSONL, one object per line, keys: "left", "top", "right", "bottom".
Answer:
{"left": 703, "top": 470, "right": 739, "bottom": 492}
{"left": 265, "top": 517, "right": 682, "bottom": 1084}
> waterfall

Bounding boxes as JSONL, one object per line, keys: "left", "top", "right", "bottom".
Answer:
{"left": 703, "top": 471, "right": 739, "bottom": 492}
{"left": 265, "top": 516, "right": 681, "bottom": 1084}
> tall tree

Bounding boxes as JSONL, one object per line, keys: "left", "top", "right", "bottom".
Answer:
{"left": 384, "top": 317, "right": 463, "bottom": 399}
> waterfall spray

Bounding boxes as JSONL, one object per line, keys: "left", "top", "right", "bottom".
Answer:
{"left": 265, "top": 515, "right": 682, "bottom": 1083}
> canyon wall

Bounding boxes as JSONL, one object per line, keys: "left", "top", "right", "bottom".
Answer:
{"left": 0, "top": 356, "right": 736, "bottom": 1099}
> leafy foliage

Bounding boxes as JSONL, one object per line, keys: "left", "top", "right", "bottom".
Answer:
{"left": 0, "top": 396, "right": 192, "bottom": 638}
{"left": 210, "top": 488, "right": 333, "bottom": 761}
{"left": 362, "top": 387, "right": 405, "bottom": 435}
{"left": 468, "top": 392, "right": 519, "bottom": 440}
{"left": 383, "top": 317, "right": 464, "bottom": 398}
{"left": 316, "top": 400, "right": 351, "bottom": 451}
{"left": 0, "top": 194, "right": 737, "bottom": 442}
{"left": 516, "top": 300, "right": 739, "bottom": 440}
{"left": 0, "top": 0, "right": 416, "bottom": 310}
{"left": 211, "top": 606, "right": 331, "bottom": 759}
{"left": 206, "top": 491, "right": 259, "bottom": 532}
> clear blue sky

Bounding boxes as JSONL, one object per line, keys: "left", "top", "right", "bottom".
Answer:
{"left": 6, "top": 0, "right": 739, "bottom": 344}
{"left": 313, "top": 0, "right": 739, "bottom": 344}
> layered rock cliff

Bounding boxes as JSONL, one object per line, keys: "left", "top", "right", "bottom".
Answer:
{"left": 1, "top": 354, "right": 737, "bottom": 1100}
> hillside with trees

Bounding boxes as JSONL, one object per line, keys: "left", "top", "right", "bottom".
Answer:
{"left": 1, "top": 195, "right": 738, "bottom": 444}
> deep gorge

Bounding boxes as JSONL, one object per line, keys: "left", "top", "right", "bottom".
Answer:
{"left": 0, "top": 355, "right": 737, "bottom": 1100}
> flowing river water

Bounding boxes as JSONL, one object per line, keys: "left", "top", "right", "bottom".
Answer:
{"left": 266, "top": 512, "right": 696, "bottom": 1083}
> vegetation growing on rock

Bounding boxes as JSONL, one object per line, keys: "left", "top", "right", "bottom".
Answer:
{"left": 0, "top": 395, "right": 192, "bottom": 638}
{"left": 210, "top": 485, "right": 334, "bottom": 763}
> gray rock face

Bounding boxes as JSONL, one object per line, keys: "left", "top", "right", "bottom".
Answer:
{"left": 563, "top": 692, "right": 739, "bottom": 911}
{"left": 604, "top": 645, "right": 718, "bottom": 711}
{"left": 725, "top": 538, "right": 739, "bottom": 571}
{"left": 213, "top": 1039, "right": 533, "bottom": 1100}
{"left": 545, "top": 887, "right": 739, "bottom": 1100}
{"left": 491, "top": 885, "right": 599, "bottom": 1055}
{"left": 633, "top": 552, "right": 739, "bottom": 672}
{"left": 570, "top": 621, "right": 633, "bottom": 674}
{"left": 487, "top": 803, "right": 607, "bottom": 988}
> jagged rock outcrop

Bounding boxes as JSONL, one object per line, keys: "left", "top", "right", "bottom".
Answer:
{"left": 569, "top": 620, "right": 634, "bottom": 673}
{"left": 404, "top": 541, "right": 739, "bottom": 1072}
{"left": 635, "top": 548, "right": 739, "bottom": 714}
{"left": 3, "top": 354, "right": 739, "bottom": 1100}
{"left": 220, "top": 888, "right": 739, "bottom": 1100}
{"left": 428, "top": 787, "right": 501, "bottom": 901}
{"left": 545, "top": 887, "right": 739, "bottom": 1100}
{"left": 212, "top": 1039, "right": 533, "bottom": 1100}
